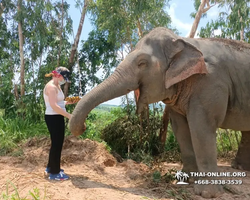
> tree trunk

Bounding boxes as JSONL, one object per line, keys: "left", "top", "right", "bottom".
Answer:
{"left": 0, "top": 2, "right": 5, "bottom": 17}
{"left": 32, "top": 61, "right": 36, "bottom": 101}
{"left": 18, "top": 0, "right": 25, "bottom": 97}
{"left": 159, "top": 105, "right": 170, "bottom": 150}
{"left": 137, "top": 18, "right": 143, "bottom": 38}
{"left": 14, "top": 84, "right": 19, "bottom": 100}
{"left": 240, "top": 25, "right": 244, "bottom": 41}
{"left": 189, "top": 0, "right": 210, "bottom": 38}
{"left": 238, "top": 9, "right": 244, "bottom": 41}
{"left": 68, "top": 0, "right": 88, "bottom": 69}
{"left": 64, "top": 0, "right": 89, "bottom": 97}
{"left": 57, "top": 0, "right": 64, "bottom": 67}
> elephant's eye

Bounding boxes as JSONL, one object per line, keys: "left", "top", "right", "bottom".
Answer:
{"left": 138, "top": 60, "right": 147, "bottom": 67}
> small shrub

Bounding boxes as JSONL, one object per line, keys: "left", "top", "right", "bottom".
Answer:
{"left": 101, "top": 103, "right": 164, "bottom": 163}
{"left": 162, "top": 168, "right": 177, "bottom": 183}
{"left": 152, "top": 170, "right": 161, "bottom": 183}
{"left": 165, "top": 129, "right": 180, "bottom": 152}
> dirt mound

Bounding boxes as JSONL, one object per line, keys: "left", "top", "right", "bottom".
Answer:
{"left": 22, "top": 136, "right": 117, "bottom": 169}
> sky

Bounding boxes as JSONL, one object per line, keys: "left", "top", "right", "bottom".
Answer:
{"left": 68, "top": 0, "right": 223, "bottom": 105}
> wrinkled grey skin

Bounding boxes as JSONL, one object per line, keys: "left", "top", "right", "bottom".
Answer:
{"left": 69, "top": 27, "right": 250, "bottom": 198}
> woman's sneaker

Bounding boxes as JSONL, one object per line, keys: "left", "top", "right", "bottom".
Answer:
{"left": 48, "top": 171, "right": 69, "bottom": 181}
{"left": 44, "top": 167, "right": 64, "bottom": 177}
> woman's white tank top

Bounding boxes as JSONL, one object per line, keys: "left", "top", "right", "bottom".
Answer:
{"left": 43, "top": 85, "right": 66, "bottom": 115}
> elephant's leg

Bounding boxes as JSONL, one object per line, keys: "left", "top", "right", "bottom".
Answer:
{"left": 170, "top": 109, "right": 198, "bottom": 173}
{"left": 232, "top": 131, "right": 250, "bottom": 171}
{"left": 187, "top": 108, "right": 224, "bottom": 198}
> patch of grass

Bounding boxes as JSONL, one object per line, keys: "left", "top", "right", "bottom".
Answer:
{"left": 0, "top": 109, "right": 5, "bottom": 117}
{"left": 1, "top": 181, "right": 48, "bottom": 200}
{"left": 217, "top": 129, "right": 240, "bottom": 156}
{"left": 0, "top": 117, "right": 48, "bottom": 156}
{"left": 0, "top": 129, "right": 18, "bottom": 156}
{"left": 76, "top": 108, "right": 122, "bottom": 142}
{"left": 152, "top": 170, "right": 161, "bottom": 183}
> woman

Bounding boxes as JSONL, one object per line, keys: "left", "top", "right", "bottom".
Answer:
{"left": 43, "top": 66, "right": 75, "bottom": 180}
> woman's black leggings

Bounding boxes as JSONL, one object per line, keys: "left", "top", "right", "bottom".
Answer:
{"left": 45, "top": 115, "right": 65, "bottom": 174}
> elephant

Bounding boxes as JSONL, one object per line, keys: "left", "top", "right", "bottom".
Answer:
{"left": 69, "top": 27, "right": 250, "bottom": 198}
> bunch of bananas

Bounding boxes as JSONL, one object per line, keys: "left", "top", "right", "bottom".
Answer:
{"left": 45, "top": 73, "right": 53, "bottom": 77}
{"left": 65, "top": 96, "right": 81, "bottom": 103}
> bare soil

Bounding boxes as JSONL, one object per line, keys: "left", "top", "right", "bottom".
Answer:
{"left": 1, "top": 136, "right": 250, "bottom": 200}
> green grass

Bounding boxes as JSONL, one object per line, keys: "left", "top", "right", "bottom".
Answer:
{"left": 216, "top": 129, "right": 241, "bottom": 155}
{"left": 0, "top": 109, "right": 5, "bottom": 117}
{"left": 78, "top": 107, "right": 125, "bottom": 141}
{"left": 0, "top": 117, "right": 48, "bottom": 156}
{"left": 1, "top": 181, "right": 48, "bottom": 200}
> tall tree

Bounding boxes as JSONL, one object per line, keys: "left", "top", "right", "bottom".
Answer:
{"left": 0, "top": 0, "right": 19, "bottom": 113}
{"left": 17, "top": 0, "right": 25, "bottom": 97}
{"left": 77, "top": 29, "right": 119, "bottom": 94}
{"left": 89, "top": 0, "right": 171, "bottom": 53}
{"left": 0, "top": 0, "right": 4, "bottom": 17}
{"left": 189, "top": 0, "right": 217, "bottom": 38}
{"left": 199, "top": 0, "right": 250, "bottom": 42}
{"left": 64, "top": 0, "right": 89, "bottom": 96}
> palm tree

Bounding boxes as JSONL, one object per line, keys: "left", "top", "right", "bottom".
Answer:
{"left": 183, "top": 172, "right": 189, "bottom": 182}
{"left": 175, "top": 170, "right": 183, "bottom": 181}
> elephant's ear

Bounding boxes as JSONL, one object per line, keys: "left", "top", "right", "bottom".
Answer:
{"left": 165, "top": 39, "right": 208, "bottom": 89}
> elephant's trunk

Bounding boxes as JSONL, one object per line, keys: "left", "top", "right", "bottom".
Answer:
{"left": 69, "top": 67, "right": 138, "bottom": 136}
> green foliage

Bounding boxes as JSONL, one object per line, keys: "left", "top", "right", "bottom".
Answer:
{"left": 190, "top": 0, "right": 208, "bottom": 19}
{"left": 101, "top": 103, "right": 164, "bottom": 163}
{"left": 165, "top": 130, "right": 179, "bottom": 152}
{"left": 78, "top": 107, "right": 124, "bottom": 142}
{"left": 76, "top": 29, "right": 120, "bottom": 93}
{"left": 152, "top": 170, "right": 161, "bottom": 183}
{"left": 216, "top": 129, "right": 241, "bottom": 155}
{"left": 88, "top": 0, "right": 172, "bottom": 56}
{"left": 0, "top": 117, "right": 48, "bottom": 155}
{"left": 199, "top": 0, "right": 250, "bottom": 42}
{"left": 0, "top": 0, "right": 75, "bottom": 121}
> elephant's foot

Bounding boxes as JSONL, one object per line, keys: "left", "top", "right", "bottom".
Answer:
{"left": 231, "top": 158, "right": 250, "bottom": 171}
{"left": 231, "top": 159, "right": 242, "bottom": 170}
{"left": 182, "top": 162, "right": 198, "bottom": 174}
{"left": 231, "top": 131, "right": 250, "bottom": 171}
{"left": 194, "top": 184, "right": 223, "bottom": 198}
